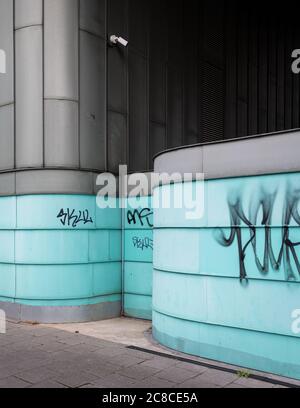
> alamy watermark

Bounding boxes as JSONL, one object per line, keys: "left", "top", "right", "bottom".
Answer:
{"left": 291, "top": 309, "right": 300, "bottom": 334}
{"left": 0, "top": 310, "right": 6, "bottom": 334}
{"left": 292, "top": 49, "right": 300, "bottom": 74}
{"left": 96, "top": 165, "right": 205, "bottom": 220}
{"left": 0, "top": 49, "right": 6, "bottom": 74}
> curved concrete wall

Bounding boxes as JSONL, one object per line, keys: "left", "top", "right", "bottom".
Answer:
{"left": 0, "top": 195, "right": 122, "bottom": 323}
{"left": 153, "top": 131, "right": 300, "bottom": 380}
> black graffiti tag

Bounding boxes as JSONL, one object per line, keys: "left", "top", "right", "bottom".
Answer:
{"left": 132, "top": 236, "right": 153, "bottom": 251}
{"left": 214, "top": 186, "right": 300, "bottom": 281}
{"left": 127, "top": 208, "right": 153, "bottom": 228}
{"left": 57, "top": 208, "right": 93, "bottom": 228}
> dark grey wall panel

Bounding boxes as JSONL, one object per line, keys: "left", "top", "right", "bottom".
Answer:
{"left": 149, "top": 62, "right": 166, "bottom": 125}
{"left": 15, "top": 0, "right": 43, "bottom": 29}
{"left": 128, "top": 0, "right": 148, "bottom": 56}
{"left": 80, "top": 31, "right": 106, "bottom": 170}
{"left": 15, "top": 26, "right": 43, "bottom": 168}
{"left": 167, "top": 66, "right": 183, "bottom": 148}
{"left": 0, "top": 105, "right": 14, "bottom": 170}
{"left": 149, "top": 122, "right": 166, "bottom": 166}
{"left": 129, "top": 52, "right": 148, "bottom": 171}
{"left": 45, "top": 100, "right": 79, "bottom": 167}
{"left": 108, "top": 111, "right": 126, "bottom": 173}
{"left": 80, "top": 0, "right": 106, "bottom": 39}
{"left": 44, "top": 0, "right": 79, "bottom": 100}
{"left": 108, "top": 0, "right": 128, "bottom": 38}
{"left": 107, "top": 46, "right": 127, "bottom": 114}
{"left": 0, "top": 0, "right": 14, "bottom": 106}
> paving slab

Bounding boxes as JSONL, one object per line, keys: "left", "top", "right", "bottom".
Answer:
{"left": 0, "top": 318, "right": 298, "bottom": 388}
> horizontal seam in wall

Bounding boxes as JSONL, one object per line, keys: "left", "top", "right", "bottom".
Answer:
{"left": 108, "top": 107, "right": 128, "bottom": 116}
{"left": 150, "top": 119, "right": 167, "bottom": 127}
{"left": 14, "top": 24, "right": 43, "bottom": 31}
{"left": 0, "top": 228, "right": 121, "bottom": 232}
{"left": 0, "top": 167, "right": 106, "bottom": 174}
{"left": 44, "top": 97, "right": 79, "bottom": 103}
{"left": 0, "top": 261, "right": 122, "bottom": 266}
{"left": 153, "top": 225, "right": 300, "bottom": 230}
{"left": 79, "top": 27, "right": 106, "bottom": 41}
{"left": 124, "top": 292, "right": 151, "bottom": 297}
{"left": 14, "top": 293, "right": 121, "bottom": 301}
{"left": 0, "top": 102, "right": 14, "bottom": 109}
{"left": 153, "top": 309, "right": 300, "bottom": 340}
{"left": 152, "top": 267, "right": 300, "bottom": 284}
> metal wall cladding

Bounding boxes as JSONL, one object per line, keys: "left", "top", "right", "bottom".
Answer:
{"left": 2, "top": 1, "right": 300, "bottom": 182}
{"left": 0, "top": 0, "right": 14, "bottom": 106}
{"left": 129, "top": 53, "right": 148, "bottom": 172}
{"left": 79, "top": 0, "right": 106, "bottom": 39}
{"left": 15, "top": 25, "right": 43, "bottom": 168}
{"left": 44, "top": 0, "right": 79, "bottom": 101}
{"left": 80, "top": 31, "right": 106, "bottom": 170}
{"left": 44, "top": 100, "right": 79, "bottom": 167}
{"left": 0, "top": 0, "right": 14, "bottom": 170}
{"left": 0, "top": 105, "right": 14, "bottom": 170}
{"left": 15, "top": 0, "right": 43, "bottom": 29}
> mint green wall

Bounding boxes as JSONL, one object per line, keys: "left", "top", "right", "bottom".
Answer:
{"left": 153, "top": 172, "right": 300, "bottom": 380}
{"left": 0, "top": 195, "right": 122, "bottom": 307}
{"left": 124, "top": 196, "right": 153, "bottom": 320}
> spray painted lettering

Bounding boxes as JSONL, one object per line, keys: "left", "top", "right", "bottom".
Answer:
{"left": 57, "top": 208, "right": 93, "bottom": 228}
{"left": 127, "top": 208, "right": 153, "bottom": 228}
{"left": 132, "top": 236, "right": 153, "bottom": 251}
{"left": 214, "top": 185, "right": 300, "bottom": 281}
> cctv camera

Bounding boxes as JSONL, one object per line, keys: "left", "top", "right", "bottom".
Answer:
{"left": 109, "top": 35, "right": 128, "bottom": 48}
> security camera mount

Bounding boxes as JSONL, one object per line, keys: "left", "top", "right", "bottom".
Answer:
{"left": 109, "top": 35, "right": 128, "bottom": 48}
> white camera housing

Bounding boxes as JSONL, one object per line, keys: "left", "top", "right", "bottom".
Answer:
{"left": 110, "top": 35, "right": 128, "bottom": 48}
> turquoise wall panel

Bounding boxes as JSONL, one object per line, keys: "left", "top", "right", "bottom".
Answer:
{"left": 153, "top": 311, "right": 300, "bottom": 381}
{"left": 15, "top": 262, "right": 121, "bottom": 301}
{"left": 154, "top": 227, "right": 298, "bottom": 281}
{"left": 153, "top": 182, "right": 207, "bottom": 228}
{"left": 124, "top": 294, "right": 152, "bottom": 320}
{"left": 15, "top": 230, "right": 89, "bottom": 264}
{"left": 92, "top": 262, "right": 122, "bottom": 296}
{"left": 0, "top": 264, "right": 15, "bottom": 297}
{"left": 153, "top": 269, "right": 300, "bottom": 337}
{"left": 0, "top": 231, "right": 15, "bottom": 263}
{"left": 124, "top": 229, "right": 153, "bottom": 263}
{"left": 16, "top": 264, "right": 94, "bottom": 300}
{"left": 124, "top": 262, "right": 152, "bottom": 296}
{"left": 17, "top": 195, "right": 96, "bottom": 229}
{"left": 15, "top": 294, "right": 121, "bottom": 307}
{"left": 0, "top": 194, "right": 122, "bottom": 310}
{"left": 153, "top": 172, "right": 300, "bottom": 380}
{"left": 0, "top": 196, "right": 16, "bottom": 229}
{"left": 88, "top": 230, "right": 110, "bottom": 262}
{"left": 123, "top": 196, "right": 153, "bottom": 320}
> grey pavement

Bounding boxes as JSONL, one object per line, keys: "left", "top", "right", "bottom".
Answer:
{"left": 0, "top": 320, "right": 297, "bottom": 388}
